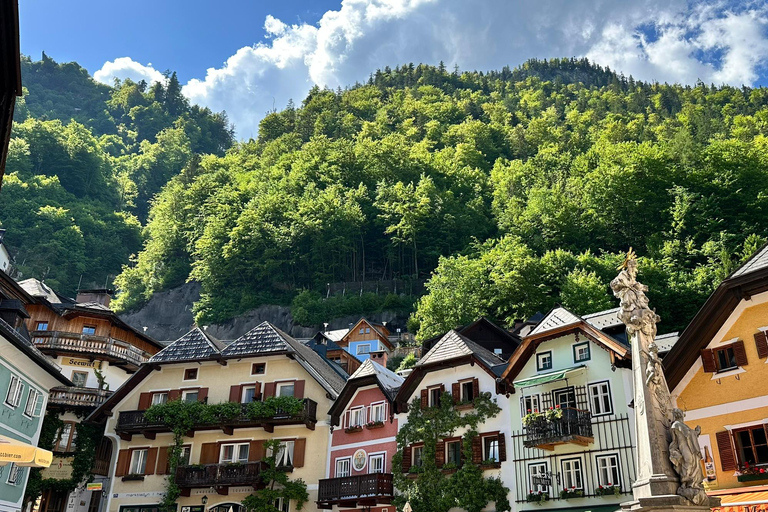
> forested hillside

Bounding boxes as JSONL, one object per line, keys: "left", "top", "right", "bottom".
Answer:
{"left": 1, "top": 54, "right": 233, "bottom": 295}
{"left": 113, "top": 58, "right": 768, "bottom": 335}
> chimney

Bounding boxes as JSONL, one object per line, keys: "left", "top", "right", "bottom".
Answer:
{"left": 371, "top": 350, "right": 388, "bottom": 367}
{"left": 76, "top": 288, "right": 113, "bottom": 307}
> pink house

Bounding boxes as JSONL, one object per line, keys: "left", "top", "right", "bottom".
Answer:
{"left": 317, "top": 359, "right": 404, "bottom": 512}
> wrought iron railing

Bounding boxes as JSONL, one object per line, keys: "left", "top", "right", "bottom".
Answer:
{"left": 48, "top": 386, "right": 112, "bottom": 408}
{"left": 317, "top": 473, "right": 394, "bottom": 503}
{"left": 523, "top": 408, "right": 593, "bottom": 447}
{"left": 176, "top": 462, "right": 265, "bottom": 488}
{"left": 31, "top": 330, "right": 150, "bottom": 366}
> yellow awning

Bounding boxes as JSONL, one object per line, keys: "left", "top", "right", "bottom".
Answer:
{"left": 0, "top": 434, "right": 53, "bottom": 467}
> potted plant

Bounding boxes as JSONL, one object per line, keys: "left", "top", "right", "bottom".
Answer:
{"left": 595, "top": 484, "right": 621, "bottom": 496}
{"left": 522, "top": 410, "right": 544, "bottom": 426}
{"left": 345, "top": 425, "right": 363, "bottom": 433}
{"left": 526, "top": 490, "right": 549, "bottom": 503}
{"left": 441, "top": 462, "right": 458, "bottom": 474}
{"left": 365, "top": 420, "right": 385, "bottom": 430}
{"left": 559, "top": 487, "right": 584, "bottom": 499}
{"left": 545, "top": 405, "right": 563, "bottom": 422}
{"left": 737, "top": 462, "right": 768, "bottom": 482}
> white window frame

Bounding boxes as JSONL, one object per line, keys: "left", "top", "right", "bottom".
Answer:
{"left": 181, "top": 389, "right": 199, "bottom": 403}
{"left": 274, "top": 498, "right": 289, "bottom": 512}
{"left": 536, "top": 351, "right": 552, "bottom": 371}
{"left": 276, "top": 440, "right": 295, "bottom": 467}
{"left": 5, "top": 374, "right": 23, "bottom": 408}
{"left": 359, "top": 328, "right": 365, "bottom": 334}
{"left": 482, "top": 435, "right": 500, "bottom": 462}
{"left": 460, "top": 380, "right": 475, "bottom": 402}
{"left": 179, "top": 445, "right": 192, "bottom": 466}
{"left": 276, "top": 382, "right": 295, "bottom": 397}
{"left": 370, "top": 402, "right": 386, "bottom": 423}
{"left": 151, "top": 392, "right": 169, "bottom": 405}
{"left": 561, "top": 458, "right": 584, "bottom": 490}
{"left": 335, "top": 457, "right": 351, "bottom": 477}
{"left": 365, "top": 327, "right": 371, "bottom": 334}
{"left": 369, "top": 453, "right": 385, "bottom": 473}
{"left": 521, "top": 394, "right": 541, "bottom": 416}
{"left": 350, "top": 406, "right": 366, "bottom": 427}
{"left": 595, "top": 453, "right": 621, "bottom": 488}
{"left": 528, "top": 461, "right": 549, "bottom": 493}
{"left": 588, "top": 381, "right": 613, "bottom": 416}
{"left": 129, "top": 448, "right": 149, "bottom": 475}
{"left": 6, "top": 463, "right": 21, "bottom": 485}
{"left": 357, "top": 344, "right": 371, "bottom": 355}
{"left": 220, "top": 443, "right": 250, "bottom": 464}
{"left": 24, "top": 388, "right": 41, "bottom": 417}
{"left": 412, "top": 445, "right": 424, "bottom": 467}
{"left": 242, "top": 385, "right": 258, "bottom": 403}
{"left": 573, "top": 342, "right": 590, "bottom": 362}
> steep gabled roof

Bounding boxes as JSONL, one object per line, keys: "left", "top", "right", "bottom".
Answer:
{"left": 730, "top": 243, "right": 768, "bottom": 278}
{"left": 328, "top": 359, "right": 403, "bottom": 425}
{"left": 150, "top": 327, "right": 225, "bottom": 363}
{"left": 19, "top": 278, "right": 62, "bottom": 303}
{"left": 528, "top": 307, "right": 582, "bottom": 336}
{"left": 340, "top": 318, "right": 394, "bottom": 350}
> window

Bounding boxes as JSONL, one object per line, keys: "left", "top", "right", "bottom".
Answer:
{"left": 276, "top": 440, "right": 295, "bottom": 467}
{"left": 529, "top": 462, "right": 549, "bottom": 493}
{"left": 221, "top": 443, "right": 249, "bottom": 463}
{"left": 71, "top": 371, "right": 88, "bottom": 388}
{"left": 182, "top": 390, "right": 199, "bottom": 403}
{"left": 429, "top": 386, "right": 442, "bottom": 407}
{"left": 129, "top": 449, "right": 148, "bottom": 475}
{"left": 252, "top": 363, "right": 266, "bottom": 375}
{"left": 365, "top": 327, "right": 370, "bottom": 334}
{"left": 277, "top": 382, "right": 295, "bottom": 397}
{"left": 446, "top": 440, "right": 462, "bottom": 466}
{"left": 412, "top": 445, "right": 424, "bottom": 467}
{"left": 24, "top": 388, "right": 41, "bottom": 417}
{"left": 735, "top": 426, "right": 768, "bottom": 466}
{"left": 561, "top": 458, "right": 583, "bottom": 489}
{"left": 82, "top": 325, "right": 96, "bottom": 335}
{"left": 359, "top": 328, "right": 364, "bottom": 334}
{"left": 336, "top": 457, "right": 351, "bottom": 477}
{"left": 357, "top": 344, "right": 371, "bottom": 355}
{"left": 588, "top": 381, "right": 613, "bottom": 416}
{"left": 350, "top": 407, "right": 365, "bottom": 427}
{"left": 483, "top": 436, "right": 500, "bottom": 462}
{"left": 6, "top": 463, "right": 21, "bottom": 485}
{"left": 553, "top": 387, "right": 576, "bottom": 409}
{"left": 370, "top": 402, "right": 386, "bottom": 422}
{"left": 242, "top": 386, "right": 258, "bottom": 403}
{"left": 460, "top": 380, "right": 475, "bottom": 402}
{"left": 151, "top": 392, "right": 168, "bottom": 405}
{"left": 369, "top": 454, "right": 385, "bottom": 473}
{"left": 5, "top": 374, "right": 23, "bottom": 407}
{"left": 183, "top": 368, "right": 198, "bottom": 381}
{"left": 715, "top": 346, "right": 738, "bottom": 372}
{"left": 36, "top": 322, "right": 48, "bottom": 331}
{"left": 55, "top": 422, "right": 77, "bottom": 452}
{"left": 494, "top": 348, "right": 503, "bottom": 355}
{"left": 536, "top": 351, "right": 552, "bottom": 371}
{"left": 521, "top": 395, "right": 541, "bottom": 415}
{"left": 596, "top": 454, "right": 621, "bottom": 487}
{"left": 274, "top": 498, "right": 289, "bottom": 512}
{"left": 573, "top": 342, "right": 590, "bottom": 362}
{"left": 179, "top": 446, "right": 191, "bottom": 466}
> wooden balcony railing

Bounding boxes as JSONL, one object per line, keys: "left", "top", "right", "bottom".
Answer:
{"left": 48, "top": 386, "right": 112, "bottom": 409}
{"left": 176, "top": 462, "right": 265, "bottom": 494}
{"left": 31, "top": 330, "right": 151, "bottom": 367}
{"left": 92, "top": 458, "right": 111, "bottom": 476}
{"left": 524, "top": 408, "right": 593, "bottom": 450}
{"left": 317, "top": 473, "right": 394, "bottom": 508}
{"left": 116, "top": 399, "right": 318, "bottom": 439}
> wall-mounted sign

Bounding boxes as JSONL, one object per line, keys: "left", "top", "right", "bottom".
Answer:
{"left": 41, "top": 456, "right": 74, "bottom": 480}
{"left": 532, "top": 475, "right": 551, "bottom": 487}
{"left": 352, "top": 449, "right": 367, "bottom": 471}
{"left": 64, "top": 358, "right": 102, "bottom": 369}
{"left": 86, "top": 482, "right": 103, "bottom": 491}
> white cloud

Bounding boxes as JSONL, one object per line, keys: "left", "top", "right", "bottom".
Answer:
{"left": 107, "top": 0, "right": 768, "bottom": 138}
{"left": 94, "top": 57, "right": 166, "bottom": 86}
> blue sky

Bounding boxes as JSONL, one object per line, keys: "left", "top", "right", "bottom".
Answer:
{"left": 20, "top": 0, "right": 768, "bottom": 139}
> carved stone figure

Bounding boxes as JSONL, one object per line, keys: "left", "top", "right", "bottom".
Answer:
{"left": 669, "top": 408, "right": 708, "bottom": 506}
{"left": 642, "top": 342, "right": 662, "bottom": 388}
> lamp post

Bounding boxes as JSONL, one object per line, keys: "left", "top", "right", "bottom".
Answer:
{"left": 201, "top": 496, "right": 208, "bottom": 508}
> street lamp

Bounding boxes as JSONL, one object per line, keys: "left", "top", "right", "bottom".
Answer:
{"left": 201, "top": 496, "right": 208, "bottom": 507}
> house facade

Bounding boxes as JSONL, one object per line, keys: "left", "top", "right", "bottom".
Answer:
{"left": 502, "top": 307, "right": 635, "bottom": 512}
{"left": 317, "top": 359, "right": 403, "bottom": 512}
{"left": 338, "top": 320, "right": 393, "bottom": 363}
{"left": 666, "top": 244, "right": 768, "bottom": 511}
{"left": 90, "top": 322, "right": 344, "bottom": 512}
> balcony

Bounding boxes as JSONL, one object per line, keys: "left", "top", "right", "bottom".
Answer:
{"left": 317, "top": 473, "right": 394, "bottom": 509}
{"left": 31, "top": 330, "right": 151, "bottom": 369}
{"left": 176, "top": 462, "right": 266, "bottom": 495}
{"left": 524, "top": 408, "right": 594, "bottom": 450}
{"left": 48, "top": 386, "right": 112, "bottom": 409}
{"left": 115, "top": 399, "right": 318, "bottom": 440}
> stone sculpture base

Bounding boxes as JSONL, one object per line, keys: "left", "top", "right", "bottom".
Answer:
{"left": 621, "top": 494, "right": 721, "bottom": 512}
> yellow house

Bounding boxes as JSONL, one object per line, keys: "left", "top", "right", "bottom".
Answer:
{"left": 89, "top": 322, "right": 345, "bottom": 512}
{"left": 666, "top": 244, "right": 768, "bottom": 512}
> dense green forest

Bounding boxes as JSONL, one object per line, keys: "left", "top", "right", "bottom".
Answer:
{"left": 111, "top": 58, "right": 768, "bottom": 336}
{"left": 1, "top": 54, "right": 233, "bottom": 295}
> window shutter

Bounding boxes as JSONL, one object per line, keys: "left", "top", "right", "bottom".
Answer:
{"left": 138, "top": 393, "right": 151, "bottom": 410}
{"left": 440, "top": 384, "right": 445, "bottom": 404}
{"left": 197, "top": 388, "right": 209, "bottom": 403}
{"left": 472, "top": 378, "right": 479, "bottom": 398}
{"left": 200, "top": 442, "right": 219, "bottom": 464}
{"left": 294, "top": 380, "right": 305, "bottom": 399}
{"left": 452, "top": 383, "right": 460, "bottom": 404}
{"left": 249, "top": 440, "right": 265, "bottom": 462}
{"left": 229, "top": 385, "right": 242, "bottom": 403}
{"left": 254, "top": 381, "right": 262, "bottom": 399}
{"left": 264, "top": 382, "right": 276, "bottom": 399}
{"left": 420, "top": 389, "right": 428, "bottom": 409}
{"left": 144, "top": 447, "right": 158, "bottom": 475}
{"left": 115, "top": 449, "right": 130, "bottom": 477}
{"left": 156, "top": 447, "right": 169, "bottom": 475}
{"left": 733, "top": 340, "right": 749, "bottom": 366}
{"left": 755, "top": 331, "right": 768, "bottom": 359}
{"left": 700, "top": 349, "right": 717, "bottom": 373}
{"left": 498, "top": 433, "right": 507, "bottom": 462}
{"left": 472, "top": 435, "right": 482, "bottom": 464}
{"left": 293, "top": 439, "right": 306, "bottom": 467}
{"left": 716, "top": 430, "right": 737, "bottom": 471}
{"left": 402, "top": 446, "right": 412, "bottom": 473}
{"left": 168, "top": 389, "right": 181, "bottom": 401}
{"left": 436, "top": 440, "right": 445, "bottom": 466}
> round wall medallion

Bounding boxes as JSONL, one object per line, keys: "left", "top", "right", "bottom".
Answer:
{"left": 352, "top": 449, "right": 367, "bottom": 471}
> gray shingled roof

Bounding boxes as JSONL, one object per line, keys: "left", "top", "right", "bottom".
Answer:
{"left": 349, "top": 359, "right": 404, "bottom": 401}
{"left": 150, "top": 327, "right": 225, "bottom": 362}
{"left": 18, "top": 278, "right": 61, "bottom": 303}
{"left": 528, "top": 307, "right": 581, "bottom": 336}
{"left": 417, "top": 329, "right": 505, "bottom": 370}
{"left": 222, "top": 322, "right": 290, "bottom": 356}
{"left": 731, "top": 243, "right": 768, "bottom": 278}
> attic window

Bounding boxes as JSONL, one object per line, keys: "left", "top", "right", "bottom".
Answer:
{"left": 715, "top": 346, "right": 738, "bottom": 372}
{"left": 252, "top": 363, "right": 266, "bottom": 375}
{"left": 183, "top": 368, "right": 198, "bottom": 381}
{"left": 82, "top": 325, "right": 96, "bottom": 335}
{"left": 36, "top": 322, "right": 48, "bottom": 331}
{"left": 536, "top": 351, "right": 552, "bottom": 371}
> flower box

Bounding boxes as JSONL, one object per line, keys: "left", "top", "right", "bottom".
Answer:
{"left": 122, "top": 474, "right": 145, "bottom": 482}
{"left": 559, "top": 488, "right": 584, "bottom": 499}
{"left": 526, "top": 491, "right": 549, "bottom": 503}
{"left": 365, "top": 421, "right": 385, "bottom": 430}
{"left": 344, "top": 425, "right": 363, "bottom": 433}
{"left": 595, "top": 485, "right": 621, "bottom": 496}
{"left": 455, "top": 402, "right": 475, "bottom": 411}
{"left": 738, "top": 473, "right": 768, "bottom": 482}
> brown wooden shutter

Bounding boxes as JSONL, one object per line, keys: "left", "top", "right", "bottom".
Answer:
{"left": 402, "top": 445, "right": 412, "bottom": 472}
{"left": 115, "top": 449, "right": 130, "bottom": 477}
{"left": 755, "top": 331, "right": 768, "bottom": 359}
{"left": 420, "top": 389, "right": 428, "bottom": 409}
{"left": 498, "top": 433, "right": 506, "bottom": 462}
{"left": 138, "top": 393, "right": 151, "bottom": 410}
{"left": 156, "top": 447, "right": 169, "bottom": 475}
{"left": 472, "top": 435, "right": 482, "bottom": 464}
{"left": 168, "top": 389, "right": 181, "bottom": 401}
{"left": 293, "top": 439, "right": 306, "bottom": 467}
{"left": 264, "top": 382, "right": 276, "bottom": 399}
{"left": 701, "top": 349, "right": 717, "bottom": 373}
{"left": 452, "top": 383, "right": 460, "bottom": 404}
{"left": 733, "top": 340, "right": 749, "bottom": 366}
{"left": 439, "top": 384, "right": 445, "bottom": 404}
{"left": 198, "top": 387, "right": 209, "bottom": 403}
{"left": 144, "top": 447, "right": 158, "bottom": 475}
{"left": 716, "top": 430, "right": 737, "bottom": 471}
{"left": 294, "top": 380, "right": 305, "bottom": 399}
{"left": 249, "top": 440, "right": 265, "bottom": 462}
{"left": 472, "top": 378, "right": 479, "bottom": 398}
{"left": 229, "top": 385, "right": 242, "bottom": 403}
{"left": 254, "top": 381, "right": 262, "bottom": 399}
{"left": 436, "top": 439, "right": 445, "bottom": 466}
{"left": 200, "top": 442, "right": 219, "bottom": 464}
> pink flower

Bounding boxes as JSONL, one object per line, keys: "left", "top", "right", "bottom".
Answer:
{"left": 555, "top": 405, "right": 561, "bottom": 409}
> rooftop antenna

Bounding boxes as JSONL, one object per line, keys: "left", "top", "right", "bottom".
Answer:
{"left": 77, "top": 274, "right": 83, "bottom": 291}
{"left": 323, "top": 322, "right": 329, "bottom": 332}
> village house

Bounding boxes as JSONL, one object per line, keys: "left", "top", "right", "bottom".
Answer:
{"left": 665, "top": 243, "right": 768, "bottom": 512}
{"left": 337, "top": 319, "right": 394, "bottom": 363}
{"left": 89, "top": 322, "right": 345, "bottom": 512}
{"left": 501, "top": 306, "right": 635, "bottom": 512}
{"left": 421, "top": 317, "right": 521, "bottom": 362}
